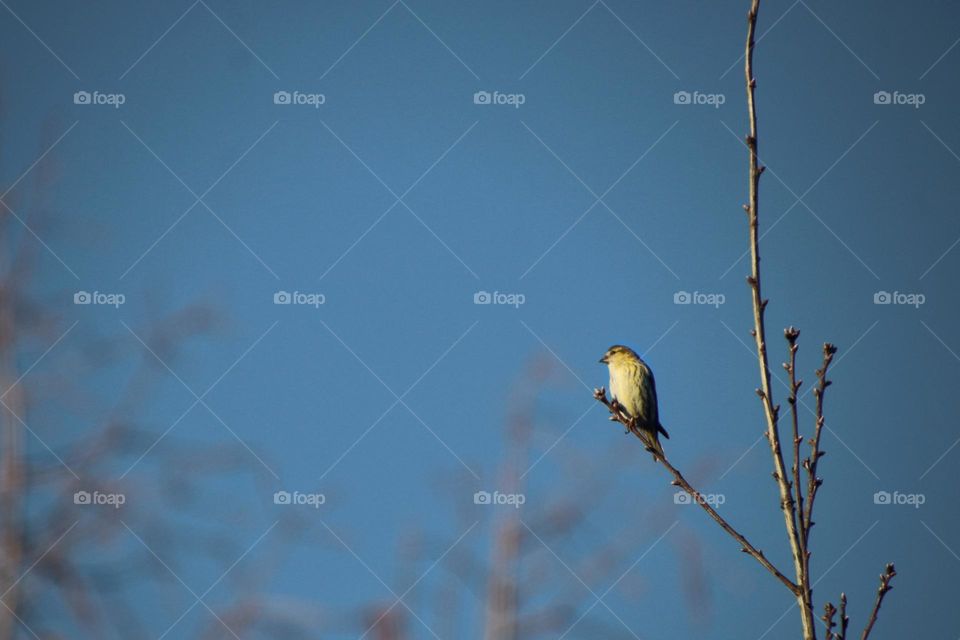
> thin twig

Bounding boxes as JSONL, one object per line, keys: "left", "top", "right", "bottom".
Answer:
{"left": 838, "top": 593, "right": 849, "bottom": 640}
{"left": 822, "top": 601, "right": 837, "bottom": 640}
{"left": 860, "top": 564, "right": 895, "bottom": 640}
{"left": 593, "top": 388, "right": 799, "bottom": 595}
{"left": 803, "top": 342, "right": 836, "bottom": 542}
{"left": 784, "top": 327, "right": 806, "bottom": 547}
{"left": 822, "top": 593, "right": 849, "bottom": 640}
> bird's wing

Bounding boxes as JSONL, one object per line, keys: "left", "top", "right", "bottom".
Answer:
{"left": 638, "top": 360, "right": 659, "bottom": 428}
{"left": 642, "top": 362, "right": 670, "bottom": 439}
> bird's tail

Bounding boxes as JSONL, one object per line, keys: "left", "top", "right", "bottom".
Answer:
{"left": 645, "top": 429, "right": 665, "bottom": 462}
{"left": 657, "top": 422, "right": 670, "bottom": 439}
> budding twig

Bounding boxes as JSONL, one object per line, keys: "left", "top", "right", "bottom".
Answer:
{"left": 860, "top": 564, "right": 896, "bottom": 640}
{"left": 823, "top": 601, "right": 837, "bottom": 640}
{"left": 839, "top": 593, "right": 849, "bottom": 640}
{"left": 803, "top": 342, "right": 836, "bottom": 543}
{"left": 784, "top": 327, "right": 806, "bottom": 548}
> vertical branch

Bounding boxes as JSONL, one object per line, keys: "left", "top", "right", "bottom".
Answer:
{"left": 743, "top": 3, "right": 815, "bottom": 637}
{"left": 784, "top": 328, "right": 806, "bottom": 547}
{"left": 860, "top": 564, "right": 895, "bottom": 640}
{"left": 822, "top": 601, "right": 837, "bottom": 640}
{"left": 802, "top": 342, "right": 836, "bottom": 541}
{"left": 838, "top": 593, "right": 849, "bottom": 640}
{"left": 822, "top": 594, "right": 848, "bottom": 640}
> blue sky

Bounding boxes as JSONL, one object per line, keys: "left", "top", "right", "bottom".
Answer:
{"left": 2, "top": 1, "right": 959, "bottom": 638}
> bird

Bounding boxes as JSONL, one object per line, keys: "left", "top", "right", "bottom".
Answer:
{"left": 599, "top": 345, "right": 670, "bottom": 461}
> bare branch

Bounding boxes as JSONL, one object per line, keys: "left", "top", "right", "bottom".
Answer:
{"left": 822, "top": 601, "right": 837, "bottom": 640}
{"left": 822, "top": 593, "right": 848, "bottom": 640}
{"left": 803, "top": 342, "right": 837, "bottom": 542}
{"left": 839, "top": 593, "right": 849, "bottom": 640}
{"left": 594, "top": 387, "right": 799, "bottom": 595}
{"left": 860, "top": 564, "right": 896, "bottom": 640}
{"left": 784, "top": 327, "right": 806, "bottom": 547}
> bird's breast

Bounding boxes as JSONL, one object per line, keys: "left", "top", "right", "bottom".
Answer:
{"left": 609, "top": 361, "right": 643, "bottom": 417}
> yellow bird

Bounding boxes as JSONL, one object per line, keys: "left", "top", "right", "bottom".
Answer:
{"left": 599, "top": 345, "right": 670, "bottom": 460}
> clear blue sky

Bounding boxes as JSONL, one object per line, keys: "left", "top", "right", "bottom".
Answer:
{"left": 3, "top": 1, "right": 959, "bottom": 638}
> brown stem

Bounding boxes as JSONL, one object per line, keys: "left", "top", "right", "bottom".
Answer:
{"left": 743, "top": 2, "right": 815, "bottom": 637}
{"left": 838, "top": 593, "right": 849, "bottom": 640}
{"left": 860, "top": 564, "right": 895, "bottom": 640}
{"left": 593, "top": 388, "right": 798, "bottom": 595}
{"left": 803, "top": 343, "right": 836, "bottom": 543}
{"left": 822, "top": 594, "right": 849, "bottom": 640}
{"left": 785, "top": 328, "right": 806, "bottom": 546}
{"left": 822, "top": 601, "right": 837, "bottom": 640}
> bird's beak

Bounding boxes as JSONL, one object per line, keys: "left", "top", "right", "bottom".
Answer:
{"left": 598, "top": 355, "right": 608, "bottom": 364}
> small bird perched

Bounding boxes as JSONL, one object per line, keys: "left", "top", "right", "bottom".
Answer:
{"left": 599, "top": 345, "right": 670, "bottom": 460}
